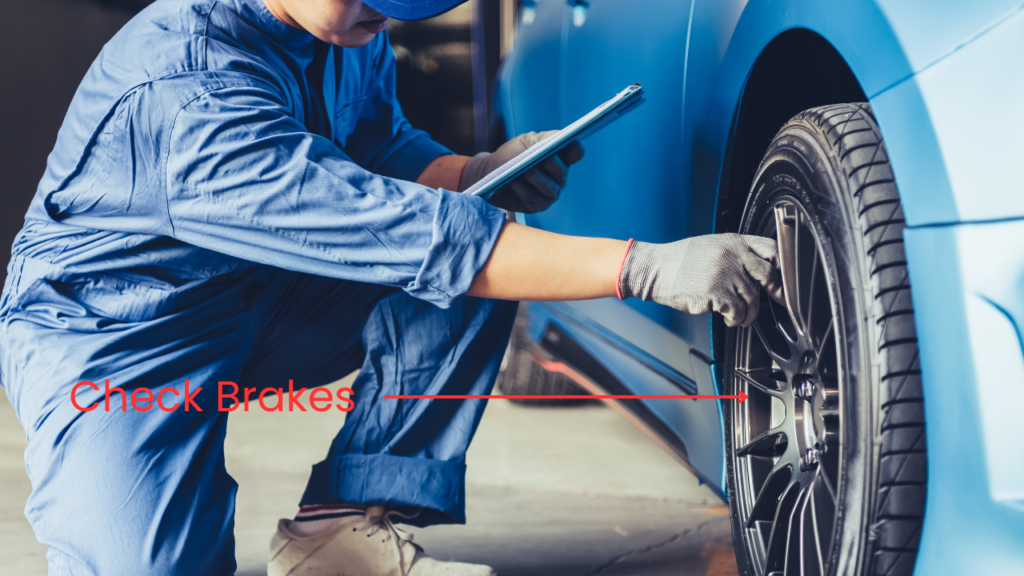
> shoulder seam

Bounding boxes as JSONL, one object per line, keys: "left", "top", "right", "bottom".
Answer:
{"left": 161, "top": 77, "right": 290, "bottom": 237}
{"left": 193, "top": 0, "right": 218, "bottom": 71}
{"left": 162, "top": 80, "right": 231, "bottom": 238}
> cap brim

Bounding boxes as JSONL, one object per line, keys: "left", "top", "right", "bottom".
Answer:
{"left": 362, "top": 0, "right": 468, "bottom": 21}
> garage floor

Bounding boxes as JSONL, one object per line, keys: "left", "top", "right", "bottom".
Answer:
{"left": 1, "top": 377, "right": 739, "bottom": 575}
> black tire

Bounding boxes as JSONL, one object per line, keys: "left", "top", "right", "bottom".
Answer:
{"left": 723, "top": 103, "right": 926, "bottom": 576}
{"left": 495, "top": 307, "right": 593, "bottom": 405}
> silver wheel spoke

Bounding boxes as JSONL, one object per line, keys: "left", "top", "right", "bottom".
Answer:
{"left": 815, "top": 317, "right": 834, "bottom": 360}
{"left": 818, "top": 463, "right": 838, "bottom": 503}
{"left": 801, "top": 478, "right": 825, "bottom": 576}
{"left": 746, "top": 463, "right": 793, "bottom": 528}
{"left": 753, "top": 319, "right": 794, "bottom": 365}
{"left": 738, "top": 426, "right": 787, "bottom": 457}
{"left": 774, "top": 203, "right": 805, "bottom": 335}
{"left": 763, "top": 481, "right": 800, "bottom": 574}
{"left": 783, "top": 486, "right": 807, "bottom": 576}
{"left": 803, "top": 239, "right": 820, "bottom": 333}
{"left": 735, "top": 368, "right": 784, "bottom": 397}
{"left": 810, "top": 472, "right": 832, "bottom": 575}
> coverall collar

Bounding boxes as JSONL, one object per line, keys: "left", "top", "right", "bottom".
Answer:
{"left": 234, "top": 0, "right": 316, "bottom": 49}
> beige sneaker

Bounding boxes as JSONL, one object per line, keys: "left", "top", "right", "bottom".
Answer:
{"left": 268, "top": 506, "right": 496, "bottom": 576}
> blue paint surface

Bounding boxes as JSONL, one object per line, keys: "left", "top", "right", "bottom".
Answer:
{"left": 500, "top": 0, "right": 1024, "bottom": 571}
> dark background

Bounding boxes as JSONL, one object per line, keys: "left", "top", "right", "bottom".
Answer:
{"left": 1, "top": 0, "right": 509, "bottom": 287}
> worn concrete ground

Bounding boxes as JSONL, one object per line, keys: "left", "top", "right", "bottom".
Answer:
{"left": 1, "top": 376, "right": 738, "bottom": 575}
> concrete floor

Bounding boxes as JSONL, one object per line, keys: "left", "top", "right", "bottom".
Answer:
{"left": 1, "top": 376, "right": 739, "bottom": 575}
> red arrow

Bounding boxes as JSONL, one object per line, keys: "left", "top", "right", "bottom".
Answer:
{"left": 384, "top": 391, "right": 747, "bottom": 403}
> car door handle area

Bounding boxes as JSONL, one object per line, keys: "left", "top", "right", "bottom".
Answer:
{"left": 567, "top": 0, "right": 589, "bottom": 27}
{"left": 520, "top": 0, "right": 537, "bottom": 26}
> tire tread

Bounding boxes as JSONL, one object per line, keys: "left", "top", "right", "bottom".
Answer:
{"left": 799, "top": 103, "right": 927, "bottom": 576}
{"left": 790, "top": 103, "right": 929, "bottom": 573}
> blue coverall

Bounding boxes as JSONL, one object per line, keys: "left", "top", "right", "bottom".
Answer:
{"left": 0, "top": 0, "right": 516, "bottom": 573}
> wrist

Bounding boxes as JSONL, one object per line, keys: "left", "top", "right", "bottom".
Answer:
{"left": 457, "top": 156, "right": 471, "bottom": 191}
{"left": 417, "top": 154, "right": 472, "bottom": 191}
{"left": 617, "top": 240, "right": 663, "bottom": 302}
{"left": 459, "top": 152, "right": 490, "bottom": 192}
{"left": 616, "top": 239, "right": 636, "bottom": 300}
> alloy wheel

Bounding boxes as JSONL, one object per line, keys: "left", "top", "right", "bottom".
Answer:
{"left": 730, "top": 195, "right": 844, "bottom": 576}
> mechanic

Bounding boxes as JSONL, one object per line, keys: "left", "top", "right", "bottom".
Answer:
{"left": 0, "top": 0, "right": 783, "bottom": 574}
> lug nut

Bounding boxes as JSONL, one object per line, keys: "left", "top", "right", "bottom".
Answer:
{"left": 796, "top": 379, "right": 814, "bottom": 399}
{"left": 804, "top": 448, "right": 820, "bottom": 468}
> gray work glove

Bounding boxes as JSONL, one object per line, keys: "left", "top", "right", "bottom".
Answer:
{"left": 459, "top": 131, "right": 585, "bottom": 214}
{"left": 618, "top": 234, "right": 785, "bottom": 328}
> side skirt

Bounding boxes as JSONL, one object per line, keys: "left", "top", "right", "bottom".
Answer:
{"left": 525, "top": 322, "right": 725, "bottom": 498}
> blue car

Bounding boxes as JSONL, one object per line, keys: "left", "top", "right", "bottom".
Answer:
{"left": 491, "top": 1, "right": 1024, "bottom": 575}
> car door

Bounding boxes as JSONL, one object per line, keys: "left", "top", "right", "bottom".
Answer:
{"left": 510, "top": 1, "right": 730, "bottom": 487}
{"left": 529, "top": 0, "right": 701, "bottom": 377}
{"left": 499, "top": 0, "right": 565, "bottom": 136}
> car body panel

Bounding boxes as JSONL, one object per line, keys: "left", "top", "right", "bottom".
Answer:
{"left": 498, "top": 0, "right": 1024, "bottom": 571}
{"left": 501, "top": 0, "right": 563, "bottom": 135}
{"left": 526, "top": 300, "right": 727, "bottom": 494}
{"left": 904, "top": 219, "right": 1024, "bottom": 575}
{"left": 874, "top": 0, "right": 1024, "bottom": 78}
{"left": 879, "top": 7, "right": 1024, "bottom": 224}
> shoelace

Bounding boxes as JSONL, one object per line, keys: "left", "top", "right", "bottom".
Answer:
{"left": 364, "top": 506, "right": 421, "bottom": 575}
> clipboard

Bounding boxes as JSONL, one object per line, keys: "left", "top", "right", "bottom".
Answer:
{"left": 464, "top": 83, "right": 646, "bottom": 202}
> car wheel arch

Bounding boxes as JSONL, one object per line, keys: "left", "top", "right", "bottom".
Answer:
{"left": 711, "top": 28, "right": 868, "bottom": 362}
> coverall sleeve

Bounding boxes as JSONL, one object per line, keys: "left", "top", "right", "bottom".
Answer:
{"left": 166, "top": 80, "right": 506, "bottom": 307}
{"left": 339, "top": 39, "right": 453, "bottom": 182}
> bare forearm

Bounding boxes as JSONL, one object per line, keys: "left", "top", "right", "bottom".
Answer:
{"left": 468, "top": 222, "right": 627, "bottom": 301}
{"left": 416, "top": 154, "right": 470, "bottom": 191}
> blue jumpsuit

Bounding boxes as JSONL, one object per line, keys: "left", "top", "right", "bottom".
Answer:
{"left": 0, "top": 0, "right": 515, "bottom": 573}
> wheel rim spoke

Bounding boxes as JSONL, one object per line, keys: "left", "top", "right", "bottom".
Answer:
{"left": 738, "top": 426, "right": 787, "bottom": 457}
{"left": 802, "top": 235, "right": 820, "bottom": 333}
{"left": 753, "top": 317, "right": 793, "bottom": 364}
{"left": 817, "top": 459, "right": 838, "bottom": 503}
{"left": 815, "top": 317, "right": 834, "bottom": 360}
{"left": 801, "top": 479, "right": 824, "bottom": 576}
{"left": 810, "top": 471, "right": 835, "bottom": 574}
{"left": 774, "top": 203, "right": 805, "bottom": 335}
{"left": 783, "top": 486, "right": 807, "bottom": 576}
{"left": 746, "top": 463, "right": 793, "bottom": 528}
{"left": 763, "top": 481, "right": 801, "bottom": 573}
{"left": 735, "top": 368, "right": 784, "bottom": 397}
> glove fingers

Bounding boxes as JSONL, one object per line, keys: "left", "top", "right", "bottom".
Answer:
{"left": 493, "top": 131, "right": 556, "bottom": 167}
{"left": 740, "top": 289, "right": 760, "bottom": 327}
{"left": 486, "top": 186, "right": 521, "bottom": 213}
{"left": 763, "top": 274, "right": 785, "bottom": 305}
{"left": 528, "top": 130, "right": 559, "bottom": 148}
{"left": 524, "top": 168, "right": 560, "bottom": 201}
{"left": 728, "top": 275, "right": 760, "bottom": 328}
{"left": 483, "top": 130, "right": 573, "bottom": 212}
{"left": 511, "top": 181, "right": 533, "bottom": 212}
{"left": 539, "top": 154, "right": 569, "bottom": 186}
{"left": 510, "top": 179, "right": 546, "bottom": 213}
{"left": 743, "top": 236, "right": 779, "bottom": 264}
{"left": 744, "top": 256, "right": 785, "bottom": 306}
{"left": 719, "top": 298, "right": 746, "bottom": 328}
{"left": 503, "top": 135, "right": 534, "bottom": 158}
{"left": 557, "top": 141, "right": 585, "bottom": 166}
{"left": 741, "top": 236, "right": 785, "bottom": 304}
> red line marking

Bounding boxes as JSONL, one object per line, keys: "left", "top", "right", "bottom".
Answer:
{"left": 384, "top": 394, "right": 746, "bottom": 402}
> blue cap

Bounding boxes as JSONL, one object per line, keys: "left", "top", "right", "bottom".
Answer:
{"left": 363, "top": 0, "right": 468, "bottom": 21}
